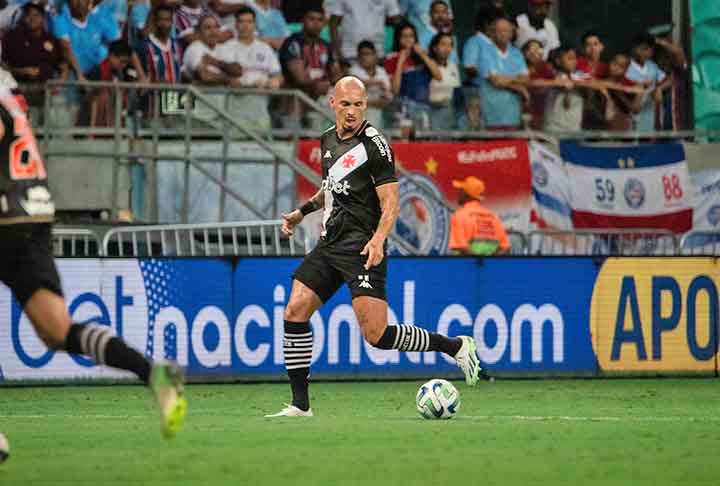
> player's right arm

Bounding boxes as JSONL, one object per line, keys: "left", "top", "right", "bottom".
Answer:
{"left": 281, "top": 188, "right": 325, "bottom": 236}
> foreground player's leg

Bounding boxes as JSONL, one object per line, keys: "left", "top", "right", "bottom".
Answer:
{"left": 353, "top": 296, "right": 481, "bottom": 386}
{"left": 266, "top": 280, "right": 322, "bottom": 417}
{"left": 24, "top": 289, "right": 187, "bottom": 437}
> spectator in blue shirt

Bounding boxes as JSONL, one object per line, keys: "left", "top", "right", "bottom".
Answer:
{"left": 417, "top": 0, "right": 458, "bottom": 65}
{"left": 250, "top": 0, "right": 289, "bottom": 51}
{"left": 53, "top": 0, "right": 121, "bottom": 81}
{"left": 400, "top": 0, "right": 452, "bottom": 48}
{"left": 625, "top": 32, "right": 672, "bottom": 132}
{"left": 462, "top": 5, "right": 504, "bottom": 86}
{"left": 478, "top": 16, "right": 529, "bottom": 129}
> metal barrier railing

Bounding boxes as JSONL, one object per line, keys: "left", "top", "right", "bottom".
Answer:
{"left": 102, "top": 220, "right": 305, "bottom": 257}
{"left": 679, "top": 231, "right": 720, "bottom": 255}
{"left": 528, "top": 229, "right": 679, "bottom": 256}
{"left": 508, "top": 231, "right": 527, "bottom": 255}
{"left": 52, "top": 227, "right": 103, "bottom": 257}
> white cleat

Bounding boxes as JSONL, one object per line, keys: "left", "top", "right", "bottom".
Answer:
{"left": 455, "top": 336, "right": 481, "bottom": 386}
{"left": 264, "top": 404, "right": 314, "bottom": 418}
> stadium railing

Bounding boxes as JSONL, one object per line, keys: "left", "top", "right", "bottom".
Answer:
{"left": 101, "top": 219, "right": 306, "bottom": 257}
{"left": 52, "top": 227, "right": 103, "bottom": 257}
{"left": 527, "top": 229, "right": 679, "bottom": 256}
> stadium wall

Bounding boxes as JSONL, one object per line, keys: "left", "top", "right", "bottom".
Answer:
{"left": 0, "top": 257, "right": 718, "bottom": 383}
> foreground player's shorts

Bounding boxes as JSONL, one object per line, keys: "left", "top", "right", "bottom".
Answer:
{"left": 292, "top": 242, "right": 387, "bottom": 303}
{"left": 0, "top": 223, "right": 63, "bottom": 307}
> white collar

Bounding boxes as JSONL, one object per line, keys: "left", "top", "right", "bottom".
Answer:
{"left": 495, "top": 43, "right": 510, "bottom": 59}
{"left": 630, "top": 59, "right": 648, "bottom": 73}
{"left": 70, "top": 15, "right": 88, "bottom": 28}
{"left": 149, "top": 33, "right": 172, "bottom": 52}
{"left": 180, "top": 5, "right": 203, "bottom": 15}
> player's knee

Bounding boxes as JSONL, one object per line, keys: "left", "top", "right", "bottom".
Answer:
{"left": 284, "top": 297, "right": 311, "bottom": 322}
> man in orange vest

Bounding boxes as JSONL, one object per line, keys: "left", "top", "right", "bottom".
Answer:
{"left": 449, "top": 176, "right": 510, "bottom": 255}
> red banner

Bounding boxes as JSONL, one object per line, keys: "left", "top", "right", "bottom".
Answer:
{"left": 297, "top": 140, "right": 532, "bottom": 254}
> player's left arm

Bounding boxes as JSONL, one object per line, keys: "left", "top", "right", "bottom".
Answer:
{"left": 361, "top": 133, "right": 399, "bottom": 269}
{"left": 362, "top": 182, "right": 399, "bottom": 270}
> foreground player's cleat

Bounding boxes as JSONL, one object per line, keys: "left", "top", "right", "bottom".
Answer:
{"left": 264, "top": 404, "right": 314, "bottom": 418}
{"left": 150, "top": 362, "right": 188, "bottom": 439}
{"left": 455, "top": 336, "right": 481, "bottom": 386}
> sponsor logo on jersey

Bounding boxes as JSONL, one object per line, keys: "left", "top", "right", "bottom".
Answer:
{"left": 322, "top": 175, "right": 351, "bottom": 195}
{"left": 371, "top": 135, "right": 392, "bottom": 164}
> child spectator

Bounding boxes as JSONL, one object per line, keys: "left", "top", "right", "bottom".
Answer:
{"left": 577, "top": 31, "right": 608, "bottom": 79}
{"left": 522, "top": 38, "right": 556, "bottom": 129}
{"left": 625, "top": 32, "right": 672, "bottom": 132}
{"left": 428, "top": 32, "right": 459, "bottom": 129}
{"left": 542, "top": 45, "right": 603, "bottom": 133}
{"left": 598, "top": 53, "right": 644, "bottom": 131}
{"left": 349, "top": 40, "right": 392, "bottom": 129}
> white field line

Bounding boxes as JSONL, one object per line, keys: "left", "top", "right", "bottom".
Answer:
{"left": 2, "top": 413, "right": 720, "bottom": 423}
{"left": 461, "top": 415, "right": 720, "bottom": 423}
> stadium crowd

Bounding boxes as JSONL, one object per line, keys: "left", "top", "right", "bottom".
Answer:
{"left": 0, "top": 0, "right": 690, "bottom": 133}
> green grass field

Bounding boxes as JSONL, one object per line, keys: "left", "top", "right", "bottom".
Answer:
{"left": 1, "top": 379, "right": 719, "bottom": 485}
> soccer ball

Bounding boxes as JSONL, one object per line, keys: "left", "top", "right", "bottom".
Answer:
{"left": 416, "top": 379, "right": 460, "bottom": 419}
{"left": 0, "top": 432, "right": 9, "bottom": 464}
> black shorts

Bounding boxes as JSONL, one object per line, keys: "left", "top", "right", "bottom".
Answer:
{"left": 292, "top": 242, "right": 387, "bottom": 302}
{"left": 0, "top": 223, "right": 63, "bottom": 307}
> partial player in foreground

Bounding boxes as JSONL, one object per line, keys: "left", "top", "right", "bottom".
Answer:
{"left": 0, "top": 89, "right": 186, "bottom": 438}
{"left": 266, "top": 76, "right": 482, "bottom": 417}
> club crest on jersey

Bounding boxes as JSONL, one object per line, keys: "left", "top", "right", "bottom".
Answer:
{"left": 322, "top": 175, "right": 350, "bottom": 195}
{"left": 342, "top": 154, "right": 356, "bottom": 168}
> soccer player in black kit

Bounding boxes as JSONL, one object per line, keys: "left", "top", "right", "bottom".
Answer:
{"left": 0, "top": 91, "right": 186, "bottom": 438}
{"left": 266, "top": 77, "right": 481, "bottom": 417}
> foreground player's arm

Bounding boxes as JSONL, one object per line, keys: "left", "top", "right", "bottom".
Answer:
{"left": 361, "top": 182, "right": 399, "bottom": 269}
{"left": 281, "top": 188, "right": 325, "bottom": 236}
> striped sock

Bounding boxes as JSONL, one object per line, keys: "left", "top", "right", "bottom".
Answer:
{"left": 375, "top": 325, "right": 462, "bottom": 356}
{"left": 65, "top": 324, "right": 151, "bottom": 383}
{"left": 284, "top": 321, "right": 313, "bottom": 411}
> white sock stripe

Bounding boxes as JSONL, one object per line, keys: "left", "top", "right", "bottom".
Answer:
{"left": 80, "top": 326, "right": 98, "bottom": 355}
{"left": 90, "top": 327, "right": 111, "bottom": 360}
{"left": 95, "top": 332, "right": 113, "bottom": 364}
{"left": 284, "top": 332, "right": 312, "bottom": 338}
{"left": 285, "top": 338, "right": 314, "bottom": 344}
{"left": 285, "top": 357, "right": 313, "bottom": 364}
{"left": 394, "top": 326, "right": 406, "bottom": 348}
{"left": 285, "top": 351, "right": 313, "bottom": 357}
{"left": 422, "top": 329, "right": 430, "bottom": 351}
{"left": 286, "top": 363, "right": 311, "bottom": 370}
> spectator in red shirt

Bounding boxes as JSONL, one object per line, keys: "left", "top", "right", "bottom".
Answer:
{"left": 596, "top": 53, "right": 644, "bottom": 131}
{"left": 2, "top": 2, "right": 68, "bottom": 123}
{"left": 576, "top": 31, "right": 608, "bottom": 79}
{"left": 522, "top": 39, "right": 564, "bottom": 130}
{"left": 384, "top": 21, "right": 441, "bottom": 129}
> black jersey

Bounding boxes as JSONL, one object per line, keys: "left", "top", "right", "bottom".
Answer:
{"left": 0, "top": 94, "right": 54, "bottom": 225}
{"left": 319, "top": 121, "right": 397, "bottom": 249}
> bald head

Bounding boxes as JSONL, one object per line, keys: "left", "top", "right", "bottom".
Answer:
{"left": 331, "top": 76, "right": 368, "bottom": 138}
{"left": 334, "top": 76, "right": 367, "bottom": 98}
